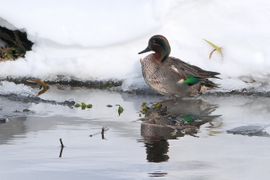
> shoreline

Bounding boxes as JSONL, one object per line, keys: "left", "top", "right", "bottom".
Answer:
{"left": 1, "top": 77, "right": 270, "bottom": 98}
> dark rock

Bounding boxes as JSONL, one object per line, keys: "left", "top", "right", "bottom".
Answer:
{"left": 227, "top": 125, "right": 270, "bottom": 137}
{"left": 0, "top": 118, "right": 8, "bottom": 124}
{"left": 22, "top": 109, "right": 31, "bottom": 112}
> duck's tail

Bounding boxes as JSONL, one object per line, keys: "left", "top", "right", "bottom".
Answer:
{"left": 201, "top": 79, "right": 219, "bottom": 88}
{"left": 203, "top": 70, "right": 221, "bottom": 79}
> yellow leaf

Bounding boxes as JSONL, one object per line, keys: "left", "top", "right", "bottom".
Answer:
{"left": 203, "top": 39, "right": 223, "bottom": 59}
{"left": 27, "top": 79, "right": 50, "bottom": 96}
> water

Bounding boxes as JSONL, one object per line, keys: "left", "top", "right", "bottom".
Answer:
{"left": 0, "top": 86, "right": 270, "bottom": 180}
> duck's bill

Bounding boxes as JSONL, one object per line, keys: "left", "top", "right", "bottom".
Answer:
{"left": 138, "top": 47, "right": 151, "bottom": 54}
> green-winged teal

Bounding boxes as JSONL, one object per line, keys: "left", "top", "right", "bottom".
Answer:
{"left": 138, "top": 35, "right": 220, "bottom": 97}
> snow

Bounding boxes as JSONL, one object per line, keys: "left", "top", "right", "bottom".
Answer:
{"left": 0, "top": 0, "right": 270, "bottom": 92}
{"left": 0, "top": 81, "right": 35, "bottom": 96}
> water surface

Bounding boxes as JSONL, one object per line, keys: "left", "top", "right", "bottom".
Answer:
{"left": 0, "top": 86, "right": 270, "bottom": 180}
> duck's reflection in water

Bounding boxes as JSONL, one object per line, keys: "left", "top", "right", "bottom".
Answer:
{"left": 144, "top": 139, "right": 169, "bottom": 162}
{"left": 140, "top": 98, "right": 220, "bottom": 162}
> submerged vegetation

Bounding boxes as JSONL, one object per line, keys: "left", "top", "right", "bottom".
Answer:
{"left": 116, "top": 104, "right": 124, "bottom": 116}
{"left": 74, "top": 102, "right": 93, "bottom": 110}
{"left": 73, "top": 101, "right": 124, "bottom": 117}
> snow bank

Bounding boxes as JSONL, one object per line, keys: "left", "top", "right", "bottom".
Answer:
{"left": 0, "top": 0, "right": 269, "bottom": 92}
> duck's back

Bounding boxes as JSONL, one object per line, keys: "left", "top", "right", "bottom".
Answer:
{"left": 140, "top": 54, "right": 191, "bottom": 96}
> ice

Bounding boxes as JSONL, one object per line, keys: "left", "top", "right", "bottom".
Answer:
{"left": 0, "top": 81, "right": 35, "bottom": 96}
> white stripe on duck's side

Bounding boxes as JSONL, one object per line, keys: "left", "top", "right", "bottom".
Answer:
{"left": 170, "top": 65, "right": 179, "bottom": 74}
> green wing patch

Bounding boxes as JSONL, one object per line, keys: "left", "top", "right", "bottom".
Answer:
{"left": 183, "top": 76, "right": 200, "bottom": 86}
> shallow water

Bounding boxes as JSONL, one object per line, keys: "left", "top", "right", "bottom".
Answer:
{"left": 1, "top": 86, "right": 270, "bottom": 180}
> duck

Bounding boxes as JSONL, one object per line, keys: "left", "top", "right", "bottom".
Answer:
{"left": 138, "top": 35, "right": 220, "bottom": 97}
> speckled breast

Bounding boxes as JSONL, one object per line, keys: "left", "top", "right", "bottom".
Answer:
{"left": 140, "top": 55, "right": 169, "bottom": 95}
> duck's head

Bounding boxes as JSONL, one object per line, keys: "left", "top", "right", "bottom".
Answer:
{"left": 138, "top": 35, "right": 171, "bottom": 62}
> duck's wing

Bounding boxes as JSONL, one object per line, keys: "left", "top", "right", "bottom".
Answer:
{"left": 168, "top": 57, "right": 220, "bottom": 79}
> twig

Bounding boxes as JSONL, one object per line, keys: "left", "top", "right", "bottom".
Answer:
{"left": 188, "top": 133, "right": 199, "bottom": 138}
{"left": 89, "top": 127, "right": 109, "bottom": 139}
{"left": 59, "top": 138, "right": 65, "bottom": 158}
{"left": 209, "top": 49, "right": 216, "bottom": 59}
{"left": 101, "top": 127, "right": 105, "bottom": 139}
{"left": 59, "top": 138, "right": 64, "bottom": 148}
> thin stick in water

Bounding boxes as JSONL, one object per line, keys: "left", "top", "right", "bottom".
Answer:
{"left": 59, "top": 138, "right": 65, "bottom": 148}
{"left": 89, "top": 127, "right": 109, "bottom": 139}
{"left": 59, "top": 138, "right": 65, "bottom": 158}
{"left": 101, "top": 127, "right": 105, "bottom": 139}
